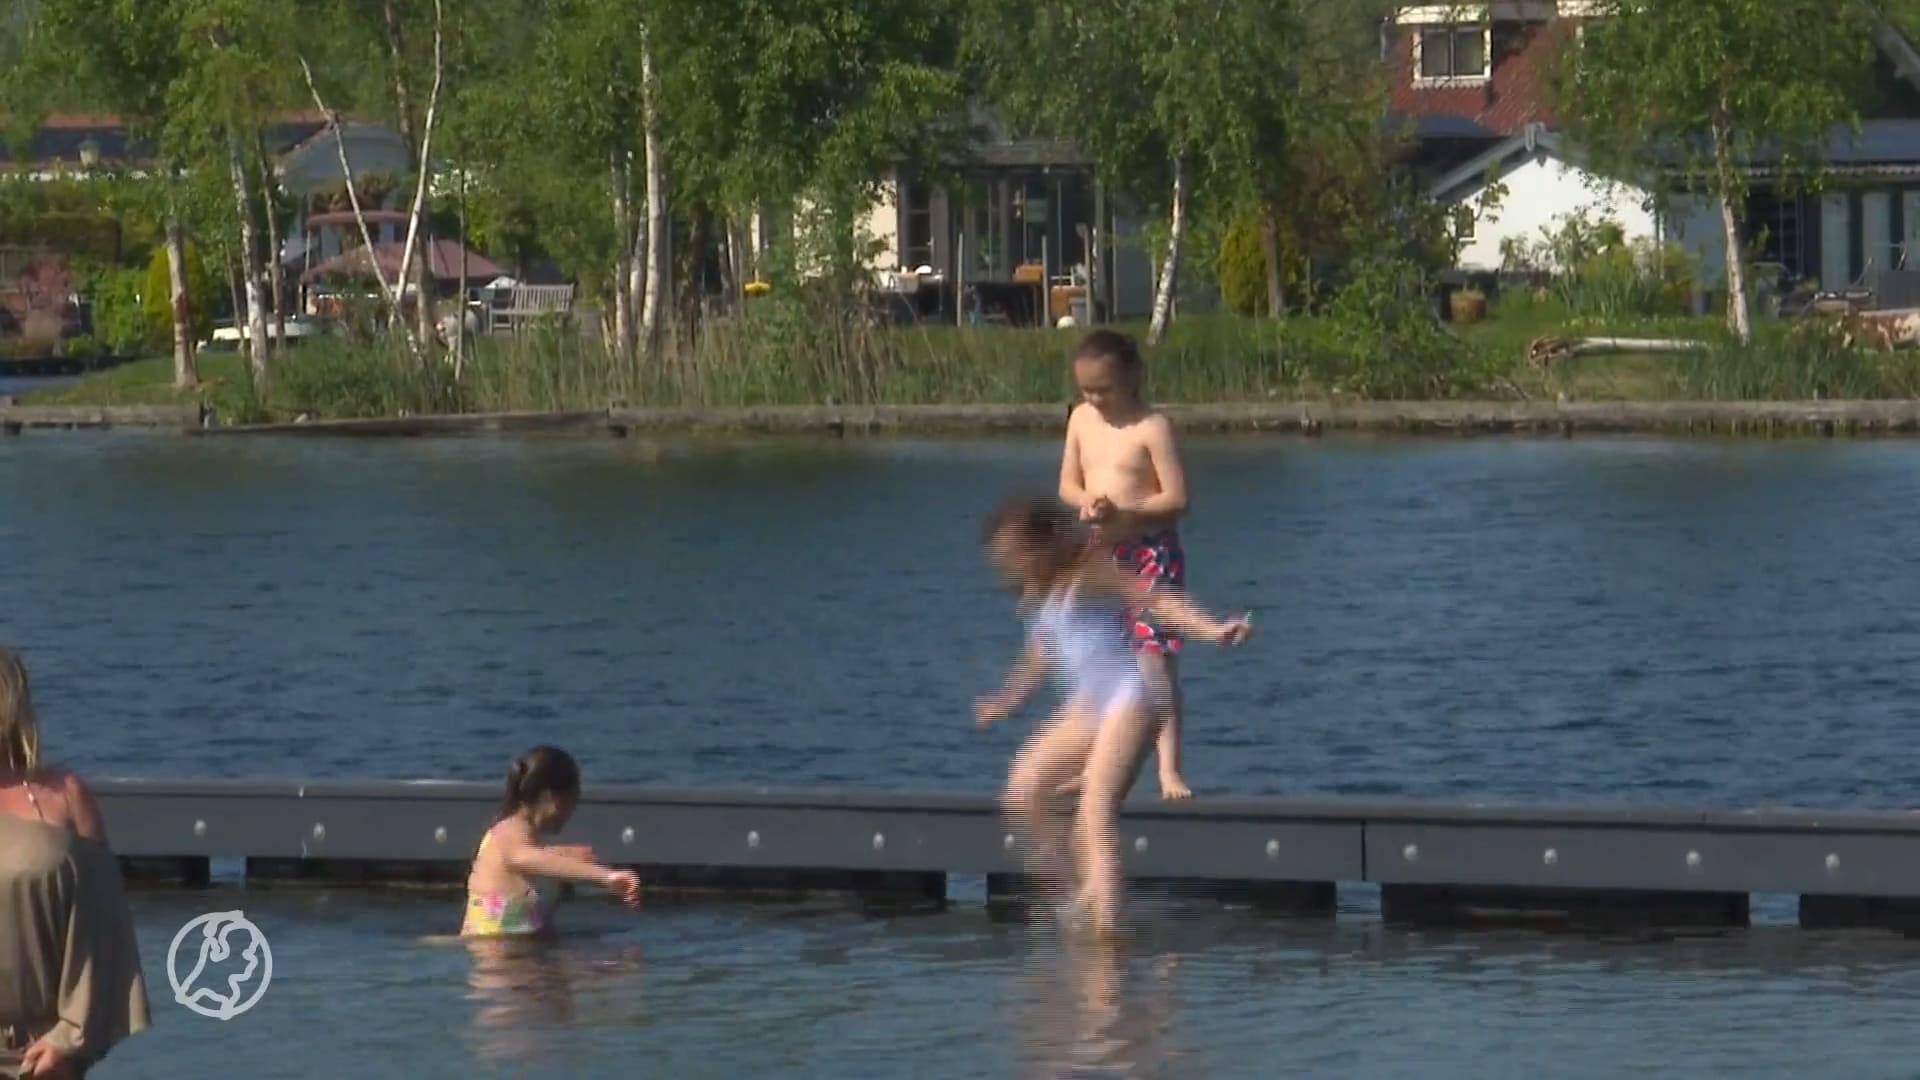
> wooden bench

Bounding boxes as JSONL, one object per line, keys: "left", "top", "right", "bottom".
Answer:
{"left": 488, "top": 284, "right": 576, "bottom": 334}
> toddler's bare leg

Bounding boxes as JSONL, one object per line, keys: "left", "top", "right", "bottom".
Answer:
{"left": 1005, "top": 709, "right": 1097, "bottom": 904}
{"left": 1074, "top": 699, "right": 1155, "bottom": 934}
{"left": 1138, "top": 650, "right": 1190, "bottom": 799}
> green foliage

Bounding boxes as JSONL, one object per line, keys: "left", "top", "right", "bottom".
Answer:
{"left": 443, "top": 0, "right": 971, "bottom": 305}
{"left": 1500, "top": 212, "right": 1700, "bottom": 320}
{"left": 72, "top": 261, "right": 148, "bottom": 355}
{"left": 1557, "top": 0, "right": 1877, "bottom": 188}
{"left": 266, "top": 339, "right": 464, "bottom": 419}
{"left": 1310, "top": 257, "right": 1487, "bottom": 399}
{"left": 140, "top": 242, "right": 215, "bottom": 350}
{"left": 1675, "top": 319, "right": 1896, "bottom": 399}
{"left": 1554, "top": 0, "right": 1878, "bottom": 338}
{"left": 0, "top": 181, "right": 137, "bottom": 261}
{"left": 0, "top": 210, "right": 123, "bottom": 261}
{"left": 1217, "top": 216, "right": 1268, "bottom": 317}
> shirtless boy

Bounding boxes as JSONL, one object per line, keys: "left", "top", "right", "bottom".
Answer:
{"left": 1057, "top": 329, "right": 1194, "bottom": 799}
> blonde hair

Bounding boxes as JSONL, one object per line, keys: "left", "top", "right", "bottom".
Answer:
{"left": 0, "top": 648, "right": 41, "bottom": 774}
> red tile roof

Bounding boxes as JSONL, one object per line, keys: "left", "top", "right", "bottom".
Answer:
{"left": 1387, "top": 19, "right": 1572, "bottom": 137}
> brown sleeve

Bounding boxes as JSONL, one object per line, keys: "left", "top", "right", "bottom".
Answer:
{"left": 40, "top": 841, "right": 151, "bottom": 1067}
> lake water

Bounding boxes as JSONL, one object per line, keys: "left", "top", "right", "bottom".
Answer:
{"left": 122, "top": 891, "right": 1920, "bottom": 1078}
{"left": 11, "top": 431, "right": 1920, "bottom": 1076}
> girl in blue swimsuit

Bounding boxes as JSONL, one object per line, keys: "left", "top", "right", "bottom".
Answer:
{"left": 976, "top": 496, "right": 1253, "bottom": 935}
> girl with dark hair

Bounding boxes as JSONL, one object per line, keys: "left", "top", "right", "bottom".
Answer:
{"left": 975, "top": 497, "right": 1252, "bottom": 935}
{"left": 461, "top": 746, "right": 641, "bottom": 937}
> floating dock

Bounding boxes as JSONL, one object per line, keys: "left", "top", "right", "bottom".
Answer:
{"left": 93, "top": 779, "right": 1920, "bottom": 931}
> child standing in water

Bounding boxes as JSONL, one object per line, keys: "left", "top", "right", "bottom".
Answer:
{"left": 1058, "top": 329, "right": 1196, "bottom": 799}
{"left": 462, "top": 746, "right": 642, "bottom": 937}
{"left": 976, "top": 497, "right": 1251, "bottom": 935}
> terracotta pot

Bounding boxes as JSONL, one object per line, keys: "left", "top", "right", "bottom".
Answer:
{"left": 1450, "top": 290, "right": 1487, "bottom": 324}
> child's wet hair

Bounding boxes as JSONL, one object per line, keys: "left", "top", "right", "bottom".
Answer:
{"left": 982, "top": 495, "right": 1084, "bottom": 584}
{"left": 498, "top": 745, "right": 582, "bottom": 820}
{"left": 1073, "top": 329, "right": 1142, "bottom": 371}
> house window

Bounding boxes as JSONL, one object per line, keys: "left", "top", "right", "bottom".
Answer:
{"left": 1415, "top": 26, "right": 1489, "bottom": 83}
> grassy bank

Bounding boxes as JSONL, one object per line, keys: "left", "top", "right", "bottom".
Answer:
{"left": 26, "top": 300, "right": 1920, "bottom": 422}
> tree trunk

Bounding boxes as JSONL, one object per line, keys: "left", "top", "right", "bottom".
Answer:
{"left": 229, "top": 135, "right": 271, "bottom": 387}
{"left": 165, "top": 217, "right": 199, "bottom": 389}
{"left": 609, "top": 149, "right": 634, "bottom": 363}
{"left": 382, "top": 0, "right": 446, "bottom": 359}
{"left": 719, "top": 214, "right": 744, "bottom": 317}
{"left": 1710, "top": 114, "right": 1752, "bottom": 345}
{"left": 752, "top": 200, "right": 775, "bottom": 276}
{"left": 300, "top": 58, "right": 401, "bottom": 318}
{"left": 628, "top": 206, "right": 646, "bottom": 358}
{"left": 222, "top": 243, "right": 243, "bottom": 366}
{"left": 1147, "top": 158, "right": 1187, "bottom": 345}
{"left": 679, "top": 209, "right": 711, "bottom": 350}
{"left": 382, "top": 0, "right": 430, "bottom": 349}
{"left": 1260, "top": 201, "right": 1285, "bottom": 318}
{"left": 413, "top": 229, "right": 434, "bottom": 351}
{"left": 254, "top": 135, "right": 286, "bottom": 358}
{"left": 1085, "top": 189, "right": 1102, "bottom": 325}
{"left": 639, "top": 34, "right": 669, "bottom": 351}
{"left": 454, "top": 165, "right": 469, "bottom": 379}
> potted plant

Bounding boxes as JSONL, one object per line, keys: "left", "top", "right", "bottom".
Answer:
{"left": 1450, "top": 285, "right": 1488, "bottom": 324}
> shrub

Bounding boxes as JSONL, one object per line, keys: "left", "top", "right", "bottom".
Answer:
{"left": 74, "top": 263, "right": 147, "bottom": 356}
{"left": 1217, "top": 216, "right": 1268, "bottom": 317}
{"left": 0, "top": 211, "right": 123, "bottom": 262}
{"left": 140, "top": 243, "right": 216, "bottom": 351}
{"left": 1502, "top": 211, "right": 1699, "bottom": 320}
{"left": 1310, "top": 257, "right": 1493, "bottom": 398}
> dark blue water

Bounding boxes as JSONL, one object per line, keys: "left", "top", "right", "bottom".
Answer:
{"left": 4, "top": 432, "right": 1918, "bottom": 807}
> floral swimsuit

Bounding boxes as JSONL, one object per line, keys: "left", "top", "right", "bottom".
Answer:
{"left": 460, "top": 832, "right": 551, "bottom": 936}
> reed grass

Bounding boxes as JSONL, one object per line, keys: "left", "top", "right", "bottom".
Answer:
{"left": 25, "top": 301, "right": 1920, "bottom": 419}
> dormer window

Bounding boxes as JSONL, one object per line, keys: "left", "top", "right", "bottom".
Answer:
{"left": 1415, "top": 24, "right": 1491, "bottom": 84}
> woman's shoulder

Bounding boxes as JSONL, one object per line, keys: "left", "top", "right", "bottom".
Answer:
{"left": 18, "top": 764, "right": 90, "bottom": 799}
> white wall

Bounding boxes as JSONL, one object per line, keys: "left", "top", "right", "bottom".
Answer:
{"left": 792, "top": 175, "right": 900, "bottom": 280}
{"left": 859, "top": 175, "right": 900, "bottom": 272}
{"left": 1452, "top": 153, "right": 1658, "bottom": 272}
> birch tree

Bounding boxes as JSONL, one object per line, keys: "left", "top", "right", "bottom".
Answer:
{"left": 172, "top": 0, "right": 301, "bottom": 387}
{"left": 973, "top": 0, "right": 1294, "bottom": 343}
{"left": 6, "top": 0, "right": 202, "bottom": 387}
{"left": 1555, "top": 0, "right": 1878, "bottom": 343}
{"left": 656, "top": 0, "right": 968, "bottom": 317}
{"left": 300, "top": 0, "right": 451, "bottom": 356}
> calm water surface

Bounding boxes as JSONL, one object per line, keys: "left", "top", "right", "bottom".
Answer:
{"left": 12, "top": 431, "right": 1920, "bottom": 1077}
{"left": 121, "top": 891, "right": 1920, "bottom": 1078}
{"left": 3, "top": 431, "right": 1917, "bottom": 806}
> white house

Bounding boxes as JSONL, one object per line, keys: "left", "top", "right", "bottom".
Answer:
{"left": 1425, "top": 123, "right": 1658, "bottom": 272}
{"left": 1394, "top": 1, "right": 1920, "bottom": 295}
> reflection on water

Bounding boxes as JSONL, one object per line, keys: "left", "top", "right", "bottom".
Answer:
{"left": 115, "top": 893, "right": 1920, "bottom": 1078}
{"left": 1012, "top": 934, "right": 1186, "bottom": 1079}
{"left": 462, "top": 935, "right": 645, "bottom": 1065}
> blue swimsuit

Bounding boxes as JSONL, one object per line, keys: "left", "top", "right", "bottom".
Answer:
{"left": 1030, "top": 585, "right": 1147, "bottom": 721}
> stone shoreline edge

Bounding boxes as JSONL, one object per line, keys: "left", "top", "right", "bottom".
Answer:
{"left": 8, "top": 400, "right": 1920, "bottom": 437}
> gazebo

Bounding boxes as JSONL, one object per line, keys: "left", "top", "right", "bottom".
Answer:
{"left": 300, "top": 238, "right": 504, "bottom": 318}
